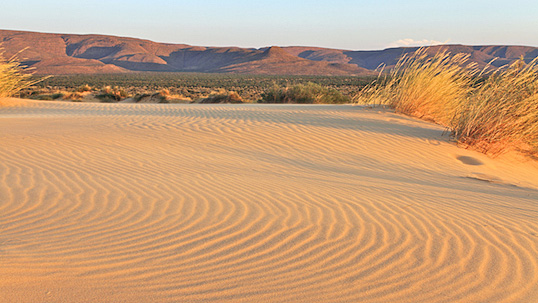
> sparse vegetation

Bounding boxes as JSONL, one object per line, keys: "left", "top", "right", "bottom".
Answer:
{"left": 260, "top": 82, "right": 350, "bottom": 104}
{"left": 26, "top": 73, "right": 371, "bottom": 103}
{"left": 96, "top": 86, "right": 128, "bottom": 102}
{"left": 197, "top": 91, "right": 243, "bottom": 103}
{"left": 76, "top": 84, "right": 92, "bottom": 92}
{"left": 355, "top": 48, "right": 538, "bottom": 156}
{"left": 133, "top": 92, "right": 168, "bottom": 103}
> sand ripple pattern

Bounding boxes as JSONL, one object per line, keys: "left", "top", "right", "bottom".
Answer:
{"left": 1, "top": 101, "right": 537, "bottom": 302}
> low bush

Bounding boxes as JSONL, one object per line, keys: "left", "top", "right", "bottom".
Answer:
{"left": 260, "top": 82, "right": 349, "bottom": 104}
{"left": 197, "top": 91, "right": 243, "bottom": 103}
{"left": 52, "top": 93, "right": 64, "bottom": 100}
{"left": 63, "top": 92, "right": 83, "bottom": 101}
{"left": 96, "top": 86, "right": 128, "bottom": 102}
{"left": 76, "top": 84, "right": 92, "bottom": 92}
{"left": 134, "top": 92, "right": 168, "bottom": 103}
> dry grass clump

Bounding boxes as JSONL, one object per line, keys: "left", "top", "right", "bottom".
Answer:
{"left": 0, "top": 49, "right": 39, "bottom": 98}
{"left": 133, "top": 92, "right": 168, "bottom": 103}
{"left": 96, "top": 86, "right": 128, "bottom": 102}
{"left": 63, "top": 91, "right": 84, "bottom": 101}
{"left": 354, "top": 48, "right": 476, "bottom": 126}
{"left": 355, "top": 48, "right": 538, "bottom": 156}
{"left": 454, "top": 59, "right": 538, "bottom": 155}
{"left": 76, "top": 84, "right": 92, "bottom": 92}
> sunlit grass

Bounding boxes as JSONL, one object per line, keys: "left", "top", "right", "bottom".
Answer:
{"left": 0, "top": 49, "right": 40, "bottom": 98}
{"left": 355, "top": 48, "right": 538, "bottom": 156}
{"left": 354, "top": 48, "right": 477, "bottom": 126}
{"left": 454, "top": 59, "right": 538, "bottom": 155}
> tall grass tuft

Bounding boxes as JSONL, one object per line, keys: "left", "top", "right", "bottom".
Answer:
{"left": 453, "top": 58, "right": 538, "bottom": 155}
{"left": 355, "top": 47, "right": 538, "bottom": 156}
{"left": 0, "top": 49, "right": 38, "bottom": 98}
{"left": 354, "top": 48, "right": 477, "bottom": 127}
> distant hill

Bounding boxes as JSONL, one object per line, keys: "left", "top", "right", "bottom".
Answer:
{"left": 1, "top": 29, "right": 538, "bottom": 75}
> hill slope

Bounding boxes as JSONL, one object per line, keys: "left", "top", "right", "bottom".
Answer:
{"left": 1, "top": 30, "right": 537, "bottom": 75}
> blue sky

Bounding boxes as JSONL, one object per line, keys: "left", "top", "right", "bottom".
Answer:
{"left": 2, "top": 0, "right": 538, "bottom": 50}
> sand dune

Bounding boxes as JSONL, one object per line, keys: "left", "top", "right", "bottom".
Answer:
{"left": 1, "top": 99, "right": 537, "bottom": 302}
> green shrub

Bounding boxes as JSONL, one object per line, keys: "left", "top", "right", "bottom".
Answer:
{"left": 52, "top": 93, "right": 64, "bottom": 100}
{"left": 133, "top": 92, "right": 168, "bottom": 103}
{"left": 197, "top": 91, "right": 243, "bottom": 103}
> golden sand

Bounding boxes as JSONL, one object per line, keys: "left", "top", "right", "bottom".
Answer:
{"left": 1, "top": 99, "right": 537, "bottom": 302}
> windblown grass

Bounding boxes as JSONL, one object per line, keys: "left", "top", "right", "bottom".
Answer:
{"left": 355, "top": 48, "right": 538, "bottom": 156}
{"left": 354, "top": 48, "right": 477, "bottom": 126}
{"left": 454, "top": 59, "right": 538, "bottom": 155}
{"left": 0, "top": 49, "right": 39, "bottom": 98}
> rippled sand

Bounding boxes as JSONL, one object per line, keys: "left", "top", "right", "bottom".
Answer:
{"left": 1, "top": 99, "right": 537, "bottom": 302}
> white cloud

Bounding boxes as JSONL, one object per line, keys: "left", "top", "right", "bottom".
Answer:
{"left": 386, "top": 38, "right": 447, "bottom": 48}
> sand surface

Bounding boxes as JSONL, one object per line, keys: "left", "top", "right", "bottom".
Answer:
{"left": 1, "top": 98, "right": 537, "bottom": 302}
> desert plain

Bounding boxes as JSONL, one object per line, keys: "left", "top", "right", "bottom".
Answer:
{"left": 1, "top": 98, "right": 537, "bottom": 302}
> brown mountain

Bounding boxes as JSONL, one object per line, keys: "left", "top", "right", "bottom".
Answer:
{"left": 220, "top": 46, "right": 371, "bottom": 75}
{"left": 1, "top": 29, "right": 537, "bottom": 75}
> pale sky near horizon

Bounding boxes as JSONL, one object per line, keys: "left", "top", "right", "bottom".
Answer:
{"left": 1, "top": 0, "right": 538, "bottom": 50}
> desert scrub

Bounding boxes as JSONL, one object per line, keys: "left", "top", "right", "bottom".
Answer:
{"left": 453, "top": 58, "right": 538, "bottom": 155}
{"left": 260, "top": 82, "right": 349, "bottom": 104}
{"left": 96, "top": 86, "right": 128, "bottom": 102}
{"left": 76, "top": 84, "right": 92, "bottom": 92}
{"left": 34, "top": 73, "right": 370, "bottom": 102}
{"left": 0, "top": 49, "right": 41, "bottom": 98}
{"left": 197, "top": 91, "right": 243, "bottom": 103}
{"left": 355, "top": 47, "right": 538, "bottom": 156}
{"left": 133, "top": 92, "right": 169, "bottom": 103}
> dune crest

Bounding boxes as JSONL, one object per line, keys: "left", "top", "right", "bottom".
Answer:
{"left": 1, "top": 100, "right": 537, "bottom": 302}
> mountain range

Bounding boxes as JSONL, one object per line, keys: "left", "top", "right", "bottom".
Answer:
{"left": 1, "top": 29, "right": 538, "bottom": 75}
